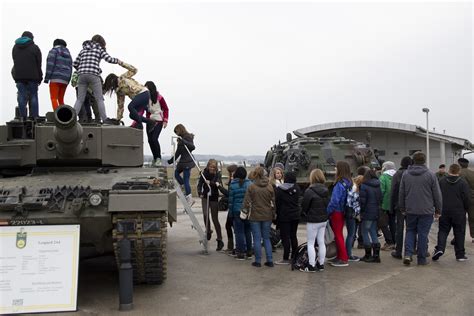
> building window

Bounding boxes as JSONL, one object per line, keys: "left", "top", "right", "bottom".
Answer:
{"left": 409, "top": 149, "right": 422, "bottom": 155}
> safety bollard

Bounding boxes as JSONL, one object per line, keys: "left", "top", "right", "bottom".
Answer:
{"left": 118, "top": 236, "right": 133, "bottom": 311}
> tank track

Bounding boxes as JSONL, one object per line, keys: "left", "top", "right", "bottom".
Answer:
{"left": 112, "top": 212, "right": 167, "bottom": 285}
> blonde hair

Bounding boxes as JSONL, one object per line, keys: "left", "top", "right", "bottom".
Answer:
{"left": 270, "top": 167, "right": 284, "bottom": 185}
{"left": 353, "top": 175, "right": 364, "bottom": 191}
{"left": 309, "top": 169, "right": 326, "bottom": 185}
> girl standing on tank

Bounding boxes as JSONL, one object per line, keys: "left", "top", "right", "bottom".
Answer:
{"left": 44, "top": 39, "right": 72, "bottom": 110}
{"left": 144, "top": 81, "right": 169, "bottom": 167}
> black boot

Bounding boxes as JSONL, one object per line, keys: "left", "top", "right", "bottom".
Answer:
{"left": 227, "top": 238, "right": 234, "bottom": 252}
{"left": 216, "top": 239, "right": 224, "bottom": 252}
{"left": 362, "top": 246, "right": 372, "bottom": 262}
{"left": 372, "top": 243, "right": 381, "bottom": 263}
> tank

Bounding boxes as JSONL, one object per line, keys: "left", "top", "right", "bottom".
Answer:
{"left": 264, "top": 133, "right": 380, "bottom": 188}
{"left": 0, "top": 105, "right": 176, "bottom": 285}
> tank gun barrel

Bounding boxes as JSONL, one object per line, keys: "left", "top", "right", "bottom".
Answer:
{"left": 54, "top": 105, "right": 83, "bottom": 157}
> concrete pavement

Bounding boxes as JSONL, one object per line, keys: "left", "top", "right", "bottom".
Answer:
{"left": 56, "top": 204, "right": 474, "bottom": 316}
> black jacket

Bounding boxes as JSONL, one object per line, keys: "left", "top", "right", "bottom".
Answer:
{"left": 359, "top": 179, "right": 382, "bottom": 221}
{"left": 168, "top": 133, "right": 195, "bottom": 170}
{"left": 275, "top": 183, "right": 301, "bottom": 222}
{"left": 439, "top": 175, "right": 471, "bottom": 214}
{"left": 301, "top": 183, "right": 329, "bottom": 223}
{"left": 197, "top": 169, "right": 223, "bottom": 201}
{"left": 390, "top": 168, "right": 406, "bottom": 214}
{"left": 12, "top": 37, "right": 43, "bottom": 83}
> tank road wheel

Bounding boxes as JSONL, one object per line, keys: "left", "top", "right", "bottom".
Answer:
{"left": 112, "top": 212, "right": 167, "bottom": 285}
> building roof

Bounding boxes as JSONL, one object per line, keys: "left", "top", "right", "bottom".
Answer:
{"left": 294, "top": 120, "right": 473, "bottom": 150}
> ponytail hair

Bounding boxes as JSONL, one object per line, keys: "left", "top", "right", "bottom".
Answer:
{"left": 145, "top": 81, "right": 158, "bottom": 104}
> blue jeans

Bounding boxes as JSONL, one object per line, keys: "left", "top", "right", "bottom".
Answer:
{"left": 16, "top": 82, "right": 39, "bottom": 119}
{"left": 345, "top": 217, "right": 356, "bottom": 257}
{"left": 405, "top": 214, "right": 433, "bottom": 263}
{"left": 175, "top": 167, "right": 191, "bottom": 195}
{"left": 361, "top": 220, "right": 378, "bottom": 246}
{"left": 128, "top": 91, "right": 151, "bottom": 127}
{"left": 233, "top": 216, "right": 252, "bottom": 253}
{"left": 250, "top": 221, "right": 273, "bottom": 264}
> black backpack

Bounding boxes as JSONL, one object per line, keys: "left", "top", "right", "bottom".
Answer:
{"left": 291, "top": 242, "right": 316, "bottom": 271}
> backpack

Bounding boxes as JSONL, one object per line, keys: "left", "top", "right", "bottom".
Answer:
{"left": 341, "top": 181, "right": 358, "bottom": 219}
{"left": 291, "top": 242, "right": 315, "bottom": 271}
{"left": 291, "top": 224, "right": 337, "bottom": 271}
{"left": 270, "top": 227, "right": 281, "bottom": 248}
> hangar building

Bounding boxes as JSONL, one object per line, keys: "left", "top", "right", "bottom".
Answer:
{"left": 294, "top": 121, "right": 474, "bottom": 170}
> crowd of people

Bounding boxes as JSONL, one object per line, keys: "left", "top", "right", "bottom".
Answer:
{"left": 195, "top": 152, "right": 474, "bottom": 272}
{"left": 11, "top": 31, "right": 473, "bottom": 273}
{"left": 11, "top": 31, "right": 171, "bottom": 167}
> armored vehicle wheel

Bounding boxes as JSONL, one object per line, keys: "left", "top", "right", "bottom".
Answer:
{"left": 113, "top": 212, "right": 167, "bottom": 285}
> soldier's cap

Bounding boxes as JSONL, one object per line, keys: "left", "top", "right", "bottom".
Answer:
{"left": 458, "top": 158, "right": 469, "bottom": 164}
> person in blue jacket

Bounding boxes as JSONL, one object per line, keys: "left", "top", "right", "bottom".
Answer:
{"left": 228, "top": 167, "right": 253, "bottom": 260}
{"left": 327, "top": 161, "right": 352, "bottom": 267}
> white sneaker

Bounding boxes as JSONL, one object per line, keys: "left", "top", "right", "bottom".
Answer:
{"left": 186, "top": 194, "right": 195, "bottom": 207}
{"left": 152, "top": 158, "right": 162, "bottom": 167}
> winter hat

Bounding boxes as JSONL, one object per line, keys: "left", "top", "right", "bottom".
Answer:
{"left": 53, "top": 39, "right": 67, "bottom": 47}
{"left": 400, "top": 156, "right": 413, "bottom": 169}
{"left": 22, "top": 31, "right": 34, "bottom": 40}
{"left": 284, "top": 171, "right": 297, "bottom": 184}
{"left": 274, "top": 162, "right": 285, "bottom": 170}
{"left": 458, "top": 158, "right": 469, "bottom": 168}
{"left": 382, "top": 161, "right": 396, "bottom": 172}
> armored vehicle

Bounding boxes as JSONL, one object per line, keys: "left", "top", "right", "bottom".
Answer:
{"left": 0, "top": 105, "right": 176, "bottom": 285}
{"left": 264, "top": 133, "right": 379, "bottom": 188}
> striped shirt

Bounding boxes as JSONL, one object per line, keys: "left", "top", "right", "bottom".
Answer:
{"left": 73, "top": 40, "right": 118, "bottom": 76}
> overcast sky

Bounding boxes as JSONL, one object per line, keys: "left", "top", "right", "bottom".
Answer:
{"left": 1, "top": 1, "right": 472, "bottom": 156}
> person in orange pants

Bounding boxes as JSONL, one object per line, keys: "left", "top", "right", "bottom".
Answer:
{"left": 49, "top": 83, "right": 67, "bottom": 110}
{"left": 44, "top": 39, "right": 73, "bottom": 110}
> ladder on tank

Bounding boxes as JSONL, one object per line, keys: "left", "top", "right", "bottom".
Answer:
{"left": 171, "top": 136, "right": 210, "bottom": 254}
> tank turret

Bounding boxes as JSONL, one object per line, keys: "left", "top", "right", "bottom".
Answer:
{"left": 0, "top": 105, "right": 144, "bottom": 172}
{"left": 53, "top": 105, "right": 83, "bottom": 157}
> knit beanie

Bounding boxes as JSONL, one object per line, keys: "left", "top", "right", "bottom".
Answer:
{"left": 274, "top": 162, "right": 285, "bottom": 170}
{"left": 382, "top": 161, "right": 396, "bottom": 172}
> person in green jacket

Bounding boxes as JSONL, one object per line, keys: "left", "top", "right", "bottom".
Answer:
{"left": 379, "top": 161, "right": 396, "bottom": 250}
